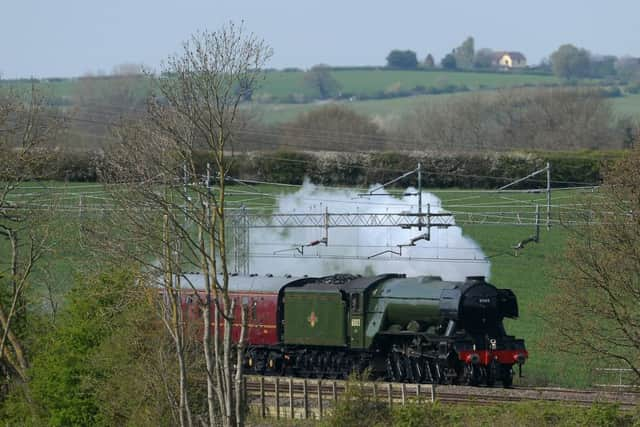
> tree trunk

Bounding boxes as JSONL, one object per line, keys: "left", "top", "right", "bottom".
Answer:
{"left": 235, "top": 305, "right": 248, "bottom": 427}
{"left": 203, "top": 291, "right": 217, "bottom": 426}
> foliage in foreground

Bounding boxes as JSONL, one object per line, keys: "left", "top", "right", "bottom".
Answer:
{"left": 323, "top": 384, "right": 634, "bottom": 427}
{"left": 544, "top": 144, "right": 640, "bottom": 382}
{"left": 0, "top": 269, "right": 181, "bottom": 427}
{"left": 311, "top": 373, "right": 636, "bottom": 427}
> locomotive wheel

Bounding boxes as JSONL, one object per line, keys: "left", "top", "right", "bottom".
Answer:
{"left": 465, "top": 364, "right": 480, "bottom": 386}
{"left": 249, "top": 350, "right": 267, "bottom": 375}
{"left": 385, "top": 355, "right": 395, "bottom": 381}
{"left": 318, "top": 352, "right": 331, "bottom": 378}
{"left": 502, "top": 365, "right": 513, "bottom": 388}
{"left": 327, "top": 352, "right": 341, "bottom": 379}
{"left": 386, "top": 353, "right": 405, "bottom": 382}
{"left": 334, "top": 353, "right": 348, "bottom": 379}
{"left": 411, "top": 358, "right": 424, "bottom": 383}
{"left": 486, "top": 360, "right": 497, "bottom": 387}
{"left": 393, "top": 353, "right": 406, "bottom": 382}
{"left": 266, "top": 352, "right": 283, "bottom": 375}
{"left": 404, "top": 356, "right": 415, "bottom": 383}
{"left": 307, "top": 351, "right": 319, "bottom": 378}
{"left": 423, "top": 360, "right": 434, "bottom": 384}
{"left": 296, "top": 352, "right": 309, "bottom": 377}
{"left": 433, "top": 362, "right": 442, "bottom": 384}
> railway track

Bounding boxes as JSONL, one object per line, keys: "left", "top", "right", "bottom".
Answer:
{"left": 243, "top": 375, "right": 640, "bottom": 419}
{"left": 436, "top": 385, "right": 639, "bottom": 410}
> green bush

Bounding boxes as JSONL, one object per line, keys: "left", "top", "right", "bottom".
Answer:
{"left": 11, "top": 270, "right": 134, "bottom": 426}
{"left": 253, "top": 150, "right": 316, "bottom": 185}
{"left": 626, "top": 81, "right": 640, "bottom": 94}
{"left": 390, "top": 401, "right": 632, "bottom": 427}
{"left": 1, "top": 147, "right": 621, "bottom": 189}
{"left": 0, "top": 268, "right": 181, "bottom": 427}
{"left": 322, "top": 373, "right": 391, "bottom": 427}
{"left": 53, "top": 150, "right": 101, "bottom": 181}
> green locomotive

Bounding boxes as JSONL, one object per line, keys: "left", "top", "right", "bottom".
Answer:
{"left": 184, "top": 272, "right": 528, "bottom": 387}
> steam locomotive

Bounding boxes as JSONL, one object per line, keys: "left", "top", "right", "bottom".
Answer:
{"left": 179, "top": 273, "right": 528, "bottom": 387}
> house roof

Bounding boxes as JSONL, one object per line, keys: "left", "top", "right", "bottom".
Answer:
{"left": 494, "top": 51, "right": 526, "bottom": 62}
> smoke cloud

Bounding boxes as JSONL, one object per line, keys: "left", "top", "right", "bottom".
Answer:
{"left": 246, "top": 180, "right": 489, "bottom": 281}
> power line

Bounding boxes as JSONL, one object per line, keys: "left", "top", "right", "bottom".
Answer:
{"left": 56, "top": 106, "right": 602, "bottom": 187}
{"left": 246, "top": 252, "right": 490, "bottom": 263}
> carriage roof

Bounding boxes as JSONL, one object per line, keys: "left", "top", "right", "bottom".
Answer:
{"left": 177, "top": 273, "right": 304, "bottom": 293}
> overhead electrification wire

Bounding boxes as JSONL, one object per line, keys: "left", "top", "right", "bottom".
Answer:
{"left": 55, "top": 104, "right": 602, "bottom": 187}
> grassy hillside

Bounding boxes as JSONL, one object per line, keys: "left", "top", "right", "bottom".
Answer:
{"left": 7, "top": 70, "right": 640, "bottom": 123}
{"left": 253, "top": 90, "right": 640, "bottom": 124}
{"left": 4, "top": 69, "right": 559, "bottom": 104}
{"left": 251, "top": 92, "right": 464, "bottom": 123}
{"left": 259, "top": 69, "right": 560, "bottom": 100}
{"left": 612, "top": 93, "right": 640, "bottom": 116}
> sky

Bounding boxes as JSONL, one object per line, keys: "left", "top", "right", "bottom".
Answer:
{"left": 2, "top": 0, "right": 639, "bottom": 78}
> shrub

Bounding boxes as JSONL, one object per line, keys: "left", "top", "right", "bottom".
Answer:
{"left": 599, "top": 86, "right": 623, "bottom": 98}
{"left": 626, "top": 81, "right": 640, "bottom": 94}
{"left": 53, "top": 150, "right": 101, "bottom": 182}
{"left": 253, "top": 150, "right": 315, "bottom": 185}
{"left": 240, "top": 150, "right": 616, "bottom": 189}
{"left": 322, "top": 373, "right": 391, "bottom": 427}
{"left": 391, "top": 401, "right": 631, "bottom": 427}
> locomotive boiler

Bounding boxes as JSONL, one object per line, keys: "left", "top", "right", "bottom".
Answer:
{"left": 179, "top": 273, "right": 528, "bottom": 387}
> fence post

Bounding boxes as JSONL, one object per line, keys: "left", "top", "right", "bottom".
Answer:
{"left": 332, "top": 381, "right": 337, "bottom": 403}
{"left": 260, "top": 376, "right": 265, "bottom": 418}
{"left": 401, "top": 383, "right": 406, "bottom": 405}
{"left": 317, "top": 380, "right": 323, "bottom": 419}
{"left": 289, "top": 378, "right": 294, "bottom": 419}
{"left": 620, "top": 370, "right": 623, "bottom": 388}
{"left": 416, "top": 384, "right": 420, "bottom": 399}
{"left": 275, "top": 377, "right": 280, "bottom": 420}
{"left": 372, "top": 382, "right": 377, "bottom": 401}
{"left": 303, "top": 379, "right": 308, "bottom": 419}
{"left": 388, "top": 383, "right": 392, "bottom": 407}
{"left": 242, "top": 376, "right": 247, "bottom": 407}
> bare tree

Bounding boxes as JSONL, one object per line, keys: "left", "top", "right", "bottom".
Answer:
{"left": 0, "top": 82, "right": 64, "bottom": 383}
{"left": 278, "top": 104, "right": 386, "bottom": 152}
{"left": 545, "top": 146, "right": 640, "bottom": 381}
{"left": 303, "top": 64, "right": 341, "bottom": 100}
{"left": 396, "top": 88, "right": 619, "bottom": 152}
{"left": 102, "top": 22, "right": 271, "bottom": 427}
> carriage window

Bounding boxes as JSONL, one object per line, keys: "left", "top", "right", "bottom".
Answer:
{"left": 251, "top": 300, "right": 258, "bottom": 320}
{"left": 351, "top": 294, "right": 360, "bottom": 312}
{"left": 241, "top": 296, "right": 249, "bottom": 307}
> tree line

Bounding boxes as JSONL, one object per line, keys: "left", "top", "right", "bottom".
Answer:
{"left": 15, "top": 88, "right": 640, "bottom": 183}
{"left": 385, "top": 36, "right": 640, "bottom": 81}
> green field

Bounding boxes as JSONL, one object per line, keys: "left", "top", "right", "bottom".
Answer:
{"left": 5, "top": 181, "right": 601, "bottom": 388}
{"left": 612, "top": 93, "right": 640, "bottom": 116}
{"left": 4, "top": 69, "right": 559, "bottom": 105}
{"left": 259, "top": 69, "right": 560, "bottom": 100}
{"left": 7, "top": 70, "right": 640, "bottom": 125}
{"left": 253, "top": 90, "right": 640, "bottom": 124}
{"left": 251, "top": 92, "right": 467, "bottom": 124}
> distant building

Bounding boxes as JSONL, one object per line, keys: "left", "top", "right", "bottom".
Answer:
{"left": 492, "top": 52, "right": 527, "bottom": 69}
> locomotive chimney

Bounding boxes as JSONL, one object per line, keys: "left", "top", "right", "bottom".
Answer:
{"left": 465, "top": 276, "right": 486, "bottom": 285}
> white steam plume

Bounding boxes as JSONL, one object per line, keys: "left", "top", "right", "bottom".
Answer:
{"left": 246, "top": 180, "right": 490, "bottom": 281}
